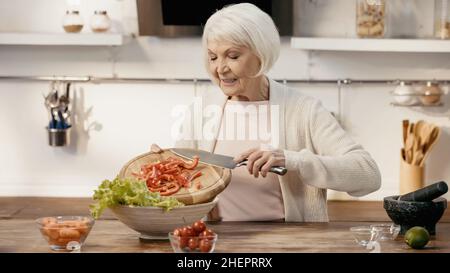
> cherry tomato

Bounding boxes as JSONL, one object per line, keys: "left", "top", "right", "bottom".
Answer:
{"left": 192, "top": 220, "right": 206, "bottom": 235}
{"left": 199, "top": 238, "right": 213, "bottom": 253}
{"left": 173, "top": 228, "right": 182, "bottom": 237}
{"left": 179, "top": 237, "right": 189, "bottom": 249}
{"left": 188, "top": 237, "right": 199, "bottom": 250}
{"left": 181, "top": 226, "right": 195, "bottom": 237}
{"left": 199, "top": 229, "right": 216, "bottom": 240}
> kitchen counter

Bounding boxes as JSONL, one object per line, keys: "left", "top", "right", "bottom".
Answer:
{"left": 2, "top": 219, "right": 450, "bottom": 253}
{"left": 1, "top": 198, "right": 449, "bottom": 253}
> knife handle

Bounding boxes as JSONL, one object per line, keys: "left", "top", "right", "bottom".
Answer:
{"left": 270, "top": 166, "right": 288, "bottom": 176}
{"left": 236, "top": 160, "right": 288, "bottom": 176}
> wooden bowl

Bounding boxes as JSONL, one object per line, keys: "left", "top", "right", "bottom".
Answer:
{"left": 117, "top": 149, "right": 231, "bottom": 205}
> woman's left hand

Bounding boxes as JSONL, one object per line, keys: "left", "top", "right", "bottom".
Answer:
{"left": 233, "top": 147, "right": 285, "bottom": 178}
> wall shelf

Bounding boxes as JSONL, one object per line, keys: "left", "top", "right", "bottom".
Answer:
{"left": 0, "top": 32, "right": 128, "bottom": 46}
{"left": 291, "top": 37, "right": 450, "bottom": 53}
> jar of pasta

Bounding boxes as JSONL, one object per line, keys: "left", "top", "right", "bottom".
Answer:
{"left": 420, "top": 81, "right": 442, "bottom": 106}
{"left": 356, "top": 0, "right": 386, "bottom": 38}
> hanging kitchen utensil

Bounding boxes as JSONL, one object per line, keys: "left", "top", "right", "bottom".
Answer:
{"left": 59, "top": 94, "right": 69, "bottom": 108}
{"left": 65, "top": 82, "right": 71, "bottom": 103}
{"left": 49, "top": 107, "right": 56, "bottom": 129}
{"left": 44, "top": 81, "right": 60, "bottom": 109}
{"left": 59, "top": 82, "right": 71, "bottom": 112}
{"left": 53, "top": 81, "right": 60, "bottom": 105}
{"left": 57, "top": 110, "right": 66, "bottom": 129}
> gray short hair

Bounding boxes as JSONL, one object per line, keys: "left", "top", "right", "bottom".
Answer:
{"left": 202, "top": 3, "right": 281, "bottom": 76}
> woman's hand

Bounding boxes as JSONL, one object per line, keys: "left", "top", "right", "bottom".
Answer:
{"left": 233, "top": 147, "right": 285, "bottom": 178}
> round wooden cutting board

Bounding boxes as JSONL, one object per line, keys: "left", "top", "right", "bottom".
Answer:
{"left": 117, "top": 149, "right": 231, "bottom": 205}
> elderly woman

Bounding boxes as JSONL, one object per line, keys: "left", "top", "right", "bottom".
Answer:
{"left": 175, "top": 3, "right": 381, "bottom": 222}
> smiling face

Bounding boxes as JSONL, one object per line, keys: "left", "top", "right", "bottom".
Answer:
{"left": 207, "top": 40, "right": 267, "bottom": 100}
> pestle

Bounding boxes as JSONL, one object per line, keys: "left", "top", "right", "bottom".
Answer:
{"left": 399, "top": 181, "right": 448, "bottom": 202}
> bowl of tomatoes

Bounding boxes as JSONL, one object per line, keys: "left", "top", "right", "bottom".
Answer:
{"left": 169, "top": 220, "right": 218, "bottom": 253}
{"left": 36, "top": 216, "right": 95, "bottom": 251}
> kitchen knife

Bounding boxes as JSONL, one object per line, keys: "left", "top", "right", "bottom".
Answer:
{"left": 171, "top": 148, "right": 288, "bottom": 176}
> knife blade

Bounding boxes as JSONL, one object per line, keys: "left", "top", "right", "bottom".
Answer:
{"left": 171, "top": 148, "right": 287, "bottom": 176}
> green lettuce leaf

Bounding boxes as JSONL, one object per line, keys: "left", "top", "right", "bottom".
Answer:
{"left": 89, "top": 177, "right": 184, "bottom": 219}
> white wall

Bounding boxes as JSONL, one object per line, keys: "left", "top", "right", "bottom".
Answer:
{"left": 0, "top": 0, "right": 449, "bottom": 200}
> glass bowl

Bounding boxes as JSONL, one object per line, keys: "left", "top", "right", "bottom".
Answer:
{"left": 369, "top": 223, "right": 400, "bottom": 241}
{"left": 349, "top": 226, "right": 382, "bottom": 247}
{"left": 36, "top": 216, "right": 95, "bottom": 251}
{"left": 169, "top": 232, "right": 218, "bottom": 253}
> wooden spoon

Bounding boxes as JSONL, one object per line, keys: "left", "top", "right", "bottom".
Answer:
{"left": 418, "top": 123, "right": 433, "bottom": 165}
{"left": 409, "top": 122, "right": 415, "bottom": 135}
{"left": 418, "top": 123, "right": 429, "bottom": 151}
{"left": 405, "top": 133, "right": 415, "bottom": 164}
{"left": 412, "top": 136, "right": 423, "bottom": 165}
{"left": 424, "top": 124, "right": 439, "bottom": 152}
{"left": 402, "top": 120, "right": 409, "bottom": 147}
{"left": 430, "top": 127, "right": 440, "bottom": 144}
{"left": 414, "top": 120, "right": 424, "bottom": 139}
{"left": 419, "top": 126, "right": 441, "bottom": 167}
{"left": 414, "top": 151, "right": 424, "bottom": 166}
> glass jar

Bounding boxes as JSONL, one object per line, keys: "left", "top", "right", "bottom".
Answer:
{"left": 62, "top": 10, "right": 84, "bottom": 33}
{"left": 392, "top": 81, "right": 418, "bottom": 106}
{"left": 420, "top": 81, "right": 442, "bottom": 106}
{"left": 90, "top": 11, "right": 111, "bottom": 33}
{"left": 434, "top": 0, "right": 450, "bottom": 39}
{"left": 356, "top": 0, "right": 386, "bottom": 38}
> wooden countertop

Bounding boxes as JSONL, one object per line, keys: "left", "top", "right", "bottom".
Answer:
{"left": 1, "top": 197, "right": 449, "bottom": 253}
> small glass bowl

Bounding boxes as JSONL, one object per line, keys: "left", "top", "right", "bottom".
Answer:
{"left": 349, "top": 226, "right": 382, "bottom": 247}
{"left": 169, "top": 232, "right": 218, "bottom": 253}
{"left": 369, "top": 223, "right": 400, "bottom": 241}
{"left": 36, "top": 216, "right": 95, "bottom": 251}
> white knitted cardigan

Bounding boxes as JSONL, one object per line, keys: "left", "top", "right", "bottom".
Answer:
{"left": 175, "top": 78, "right": 381, "bottom": 222}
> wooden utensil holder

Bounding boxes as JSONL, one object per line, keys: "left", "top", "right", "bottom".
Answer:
{"left": 400, "top": 156, "right": 424, "bottom": 195}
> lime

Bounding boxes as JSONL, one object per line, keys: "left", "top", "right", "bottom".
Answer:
{"left": 404, "top": 226, "right": 430, "bottom": 249}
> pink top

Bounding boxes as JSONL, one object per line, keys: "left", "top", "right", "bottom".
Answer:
{"left": 214, "top": 100, "right": 285, "bottom": 221}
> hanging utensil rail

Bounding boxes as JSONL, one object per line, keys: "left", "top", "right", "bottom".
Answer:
{"left": 0, "top": 75, "right": 450, "bottom": 85}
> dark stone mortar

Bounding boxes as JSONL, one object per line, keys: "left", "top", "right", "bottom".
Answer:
{"left": 383, "top": 195, "right": 447, "bottom": 235}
